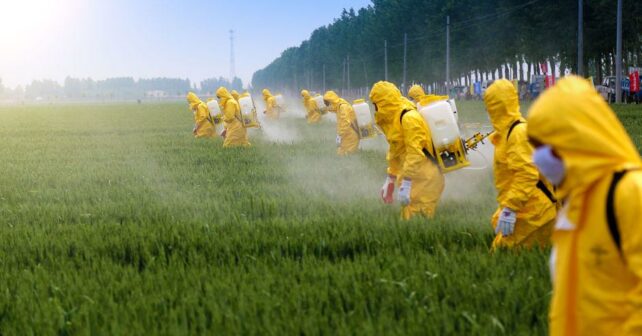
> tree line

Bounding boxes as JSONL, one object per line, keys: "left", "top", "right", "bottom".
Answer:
{"left": 251, "top": 0, "right": 642, "bottom": 94}
{"left": 0, "top": 76, "right": 244, "bottom": 101}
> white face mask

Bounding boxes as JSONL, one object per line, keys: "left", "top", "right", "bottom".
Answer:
{"left": 533, "top": 145, "right": 566, "bottom": 186}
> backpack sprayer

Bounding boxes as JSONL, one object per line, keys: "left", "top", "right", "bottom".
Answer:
{"left": 416, "top": 97, "right": 492, "bottom": 173}
{"left": 238, "top": 94, "right": 261, "bottom": 128}
{"left": 312, "top": 94, "right": 329, "bottom": 115}
{"left": 206, "top": 99, "right": 224, "bottom": 126}
{"left": 352, "top": 99, "right": 379, "bottom": 139}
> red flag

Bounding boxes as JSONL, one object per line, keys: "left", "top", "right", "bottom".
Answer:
{"left": 630, "top": 71, "right": 640, "bottom": 93}
{"left": 545, "top": 75, "right": 555, "bottom": 89}
{"left": 540, "top": 63, "right": 548, "bottom": 75}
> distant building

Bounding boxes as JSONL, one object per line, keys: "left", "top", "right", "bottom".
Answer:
{"left": 145, "top": 90, "right": 168, "bottom": 98}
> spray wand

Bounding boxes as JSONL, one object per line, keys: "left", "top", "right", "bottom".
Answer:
{"left": 464, "top": 131, "right": 494, "bottom": 151}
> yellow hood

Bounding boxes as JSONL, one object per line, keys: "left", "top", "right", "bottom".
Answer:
{"left": 528, "top": 76, "right": 641, "bottom": 201}
{"left": 418, "top": 94, "right": 449, "bottom": 107}
{"left": 369, "top": 81, "right": 415, "bottom": 141}
{"left": 262, "top": 89, "right": 273, "bottom": 100}
{"left": 408, "top": 84, "right": 425, "bottom": 102}
{"left": 301, "top": 90, "right": 310, "bottom": 99}
{"left": 216, "top": 87, "right": 234, "bottom": 108}
{"left": 370, "top": 81, "right": 414, "bottom": 126}
{"left": 484, "top": 79, "right": 522, "bottom": 133}
{"left": 323, "top": 91, "right": 348, "bottom": 112}
{"left": 186, "top": 92, "right": 202, "bottom": 110}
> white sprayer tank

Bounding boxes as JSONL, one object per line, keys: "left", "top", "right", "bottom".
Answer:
{"left": 352, "top": 99, "right": 377, "bottom": 139}
{"left": 274, "top": 94, "right": 286, "bottom": 108}
{"left": 447, "top": 99, "right": 459, "bottom": 121}
{"left": 238, "top": 96, "right": 254, "bottom": 117}
{"left": 207, "top": 100, "right": 221, "bottom": 118}
{"left": 418, "top": 100, "right": 461, "bottom": 149}
{"left": 238, "top": 95, "right": 260, "bottom": 128}
{"left": 353, "top": 100, "right": 373, "bottom": 125}
{"left": 313, "top": 95, "right": 327, "bottom": 112}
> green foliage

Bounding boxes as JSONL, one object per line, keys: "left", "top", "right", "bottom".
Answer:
{"left": 252, "top": 0, "right": 642, "bottom": 91}
{"left": 0, "top": 102, "right": 639, "bottom": 334}
{"left": 22, "top": 76, "right": 246, "bottom": 101}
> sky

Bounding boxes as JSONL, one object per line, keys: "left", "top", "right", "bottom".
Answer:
{"left": 0, "top": 0, "right": 372, "bottom": 88}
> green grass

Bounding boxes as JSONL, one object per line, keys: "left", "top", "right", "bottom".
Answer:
{"left": 0, "top": 101, "right": 638, "bottom": 335}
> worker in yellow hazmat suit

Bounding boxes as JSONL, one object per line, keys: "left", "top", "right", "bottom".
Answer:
{"left": 407, "top": 84, "right": 448, "bottom": 105}
{"left": 527, "top": 76, "right": 642, "bottom": 336}
{"left": 323, "top": 91, "right": 359, "bottom": 156}
{"left": 369, "top": 81, "right": 445, "bottom": 219}
{"left": 216, "top": 87, "right": 250, "bottom": 148}
{"left": 483, "top": 79, "right": 557, "bottom": 249}
{"left": 301, "top": 90, "right": 322, "bottom": 124}
{"left": 186, "top": 92, "right": 216, "bottom": 138}
{"left": 231, "top": 90, "right": 240, "bottom": 102}
{"left": 262, "top": 89, "right": 280, "bottom": 120}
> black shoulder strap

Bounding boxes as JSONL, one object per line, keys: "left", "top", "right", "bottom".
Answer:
{"left": 505, "top": 119, "right": 557, "bottom": 205}
{"left": 399, "top": 109, "right": 411, "bottom": 124}
{"left": 536, "top": 180, "right": 557, "bottom": 204}
{"left": 606, "top": 171, "right": 628, "bottom": 253}
{"left": 506, "top": 120, "right": 523, "bottom": 141}
{"left": 400, "top": 109, "right": 439, "bottom": 166}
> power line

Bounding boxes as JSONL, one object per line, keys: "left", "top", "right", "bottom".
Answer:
{"left": 453, "top": 0, "right": 544, "bottom": 26}
{"left": 259, "top": 0, "right": 549, "bottom": 87}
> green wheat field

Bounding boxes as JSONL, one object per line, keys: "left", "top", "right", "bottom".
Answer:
{"left": 0, "top": 101, "right": 640, "bottom": 335}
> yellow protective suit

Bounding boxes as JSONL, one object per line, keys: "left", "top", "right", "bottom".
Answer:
{"left": 324, "top": 91, "right": 359, "bottom": 156}
{"left": 484, "top": 79, "right": 557, "bottom": 249}
{"left": 216, "top": 87, "right": 250, "bottom": 148}
{"left": 370, "top": 81, "right": 445, "bottom": 219}
{"left": 231, "top": 90, "right": 240, "bottom": 101}
{"left": 408, "top": 84, "right": 449, "bottom": 105}
{"left": 186, "top": 92, "right": 216, "bottom": 138}
{"left": 301, "top": 90, "right": 321, "bottom": 124}
{"left": 262, "top": 89, "right": 280, "bottom": 120}
{"left": 528, "top": 76, "right": 642, "bottom": 336}
{"left": 408, "top": 85, "right": 425, "bottom": 103}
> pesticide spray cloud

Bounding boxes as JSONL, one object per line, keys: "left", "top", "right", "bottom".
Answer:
{"left": 249, "top": 90, "right": 497, "bottom": 209}
{"left": 442, "top": 141, "right": 495, "bottom": 202}
{"left": 253, "top": 94, "right": 308, "bottom": 144}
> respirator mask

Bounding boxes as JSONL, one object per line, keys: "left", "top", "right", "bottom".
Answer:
{"left": 533, "top": 145, "right": 566, "bottom": 186}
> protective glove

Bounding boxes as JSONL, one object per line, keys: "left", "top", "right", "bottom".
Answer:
{"left": 336, "top": 135, "right": 342, "bottom": 147}
{"left": 495, "top": 207, "right": 517, "bottom": 236}
{"left": 220, "top": 129, "right": 227, "bottom": 139}
{"left": 397, "top": 178, "right": 412, "bottom": 206}
{"left": 380, "top": 175, "right": 396, "bottom": 204}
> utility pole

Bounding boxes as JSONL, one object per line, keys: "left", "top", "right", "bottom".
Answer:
{"left": 615, "top": 0, "right": 623, "bottom": 103}
{"left": 384, "top": 40, "right": 388, "bottom": 81}
{"left": 294, "top": 70, "right": 298, "bottom": 93}
{"left": 403, "top": 33, "right": 408, "bottom": 94}
{"left": 363, "top": 59, "right": 369, "bottom": 88}
{"left": 308, "top": 43, "right": 312, "bottom": 91}
{"left": 229, "top": 30, "right": 236, "bottom": 81}
{"left": 446, "top": 16, "right": 451, "bottom": 96}
{"left": 578, "top": 0, "right": 584, "bottom": 76}
{"left": 347, "top": 54, "right": 351, "bottom": 93}
{"left": 342, "top": 58, "right": 346, "bottom": 94}
{"left": 323, "top": 64, "right": 326, "bottom": 93}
